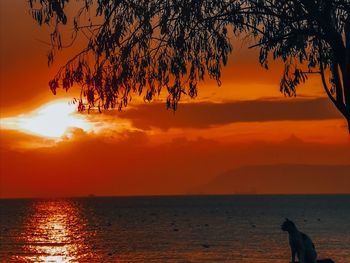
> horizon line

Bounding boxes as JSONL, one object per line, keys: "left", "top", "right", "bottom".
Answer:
{"left": 1, "top": 193, "right": 350, "bottom": 200}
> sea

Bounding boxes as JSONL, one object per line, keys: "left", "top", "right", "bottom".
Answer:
{"left": 0, "top": 195, "right": 349, "bottom": 262}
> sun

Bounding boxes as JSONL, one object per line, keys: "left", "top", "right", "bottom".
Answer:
{"left": 1, "top": 99, "right": 93, "bottom": 138}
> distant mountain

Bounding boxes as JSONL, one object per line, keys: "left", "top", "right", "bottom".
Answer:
{"left": 198, "top": 164, "right": 350, "bottom": 194}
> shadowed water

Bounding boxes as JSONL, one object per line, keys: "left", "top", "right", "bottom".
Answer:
{"left": 1, "top": 195, "right": 349, "bottom": 262}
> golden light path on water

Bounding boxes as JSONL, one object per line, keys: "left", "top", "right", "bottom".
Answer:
{"left": 18, "top": 200, "right": 95, "bottom": 263}
{"left": 1, "top": 100, "right": 93, "bottom": 138}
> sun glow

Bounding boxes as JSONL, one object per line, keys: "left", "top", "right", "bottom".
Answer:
{"left": 1, "top": 100, "right": 93, "bottom": 138}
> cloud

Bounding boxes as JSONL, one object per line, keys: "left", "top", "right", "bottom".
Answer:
{"left": 1, "top": 132, "right": 349, "bottom": 198}
{"left": 118, "top": 98, "right": 341, "bottom": 130}
{"left": 0, "top": 129, "right": 57, "bottom": 150}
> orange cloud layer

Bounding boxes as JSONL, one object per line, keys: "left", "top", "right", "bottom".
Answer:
{"left": 1, "top": 127, "right": 349, "bottom": 198}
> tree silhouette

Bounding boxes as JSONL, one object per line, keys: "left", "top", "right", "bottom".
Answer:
{"left": 29, "top": 0, "right": 350, "bottom": 132}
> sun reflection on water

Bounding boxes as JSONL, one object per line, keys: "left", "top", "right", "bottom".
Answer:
{"left": 18, "top": 200, "right": 94, "bottom": 263}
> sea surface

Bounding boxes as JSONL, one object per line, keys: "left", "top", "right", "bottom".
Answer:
{"left": 0, "top": 195, "right": 349, "bottom": 263}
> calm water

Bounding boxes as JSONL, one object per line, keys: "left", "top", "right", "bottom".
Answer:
{"left": 0, "top": 195, "right": 349, "bottom": 262}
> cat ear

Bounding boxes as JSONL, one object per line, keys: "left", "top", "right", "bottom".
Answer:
{"left": 285, "top": 218, "right": 289, "bottom": 221}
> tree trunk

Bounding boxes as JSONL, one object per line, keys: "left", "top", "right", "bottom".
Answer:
{"left": 343, "top": 67, "right": 350, "bottom": 133}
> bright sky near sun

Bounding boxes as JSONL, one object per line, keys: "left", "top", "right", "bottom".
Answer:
{"left": 1, "top": 100, "right": 93, "bottom": 138}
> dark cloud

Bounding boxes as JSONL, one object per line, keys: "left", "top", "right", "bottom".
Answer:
{"left": 118, "top": 98, "right": 342, "bottom": 130}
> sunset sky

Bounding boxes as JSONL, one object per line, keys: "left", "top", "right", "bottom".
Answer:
{"left": 0, "top": 1, "right": 349, "bottom": 198}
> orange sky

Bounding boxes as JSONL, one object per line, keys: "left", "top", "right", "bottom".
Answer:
{"left": 0, "top": 1, "right": 349, "bottom": 198}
